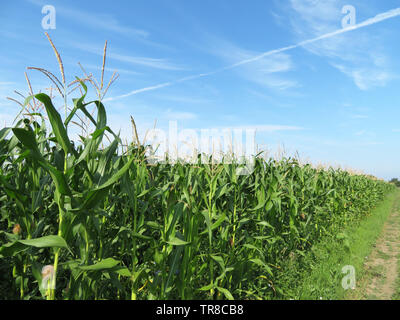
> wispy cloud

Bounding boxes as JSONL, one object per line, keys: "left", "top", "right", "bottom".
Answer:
{"left": 334, "top": 63, "right": 392, "bottom": 90}
{"left": 288, "top": 0, "right": 396, "bottom": 90}
{"left": 247, "top": 89, "right": 295, "bottom": 108}
{"left": 107, "top": 5, "right": 400, "bottom": 100}
{"left": 355, "top": 130, "right": 367, "bottom": 136}
{"left": 209, "top": 124, "right": 304, "bottom": 133}
{"left": 0, "top": 113, "right": 17, "bottom": 127}
{"left": 354, "top": 130, "right": 377, "bottom": 139}
{"left": 27, "top": 0, "right": 148, "bottom": 38}
{"left": 164, "top": 109, "right": 198, "bottom": 121}
{"left": 233, "top": 125, "right": 304, "bottom": 132}
{"left": 107, "top": 53, "right": 184, "bottom": 71}
{"left": 27, "top": 0, "right": 177, "bottom": 51}
{"left": 154, "top": 94, "right": 213, "bottom": 105}
{"left": 0, "top": 82, "right": 16, "bottom": 86}
{"left": 64, "top": 10, "right": 148, "bottom": 38}
{"left": 69, "top": 42, "right": 184, "bottom": 71}
{"left": 105, "top": 82, "right": 172, "bottom": 101}
{"left": 206, "top": 39, "right": 298, "bottom": 90}
{"left": 80, "top": 63, "right": 142, "bottom": 76}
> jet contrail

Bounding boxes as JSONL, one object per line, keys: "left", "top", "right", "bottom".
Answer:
{"left": 105, "top": 7, "right": 400, "bottom": 102}
{"left": 111, "top": 82, "right": 172, "bottom": 100}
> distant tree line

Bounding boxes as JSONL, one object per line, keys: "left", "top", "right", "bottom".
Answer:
{"left": 390, "top": 178, "right": 400, "bottom": 187}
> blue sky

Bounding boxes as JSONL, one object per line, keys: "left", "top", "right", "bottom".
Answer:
{"left": 1, "top": 0, "right": 400, "bottom": 179}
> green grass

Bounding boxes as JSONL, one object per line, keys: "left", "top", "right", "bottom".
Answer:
{"left": 273, "top": 190, "right": 400, "bottom": 300}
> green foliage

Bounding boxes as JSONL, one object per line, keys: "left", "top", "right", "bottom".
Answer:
{"left": 274, "top": 191, "right": 399, "bottom": 300}
{"left": 0, "top": 85, "right": 395, "bottom": 300}
{"left": 390, "top": 178, "right": 400, "bottom": 188}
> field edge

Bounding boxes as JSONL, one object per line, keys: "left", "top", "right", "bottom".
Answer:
{"left": 273, "top": 189, "right": 400, "bottom": 300}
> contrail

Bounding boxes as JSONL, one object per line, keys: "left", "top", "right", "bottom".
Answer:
{"left": 105, "top": 7, "right": 400, "bottom": 102}
{"left": 110, "top": 82, "right": 172, "bottom": 100}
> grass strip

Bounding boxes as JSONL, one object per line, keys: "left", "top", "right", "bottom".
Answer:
{"left": 275, "top": 190, "right": 400, "bottom": 300}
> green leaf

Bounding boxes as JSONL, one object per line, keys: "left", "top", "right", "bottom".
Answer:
{"left": 166, "top": 237, "right": 190, "bottom": 246}
{"left": 96, "top": 138, "right": 119, "bottom": 180}
{"left": 211, "top": 255, "right": 225, "bottom": 271}
{"left": 166, "top": 202, "right": 184, "bottom": 239}
{"left": 0, "top": 175, "right": 28, "bottom": 205}
{"left": 96, "top": 155, "right": 135, "bottom": 190}
{"left": 111, "top": 266, "right": 132, "bottom": 277}
{"left": 256, "top": 221, "right": 274, "bottom": 229}
{"left": 12, "top": 128, "right": 40, "bottom": 154}
{"left": 0, "top": 127, "right": 11, "bottom": 141}
{"left": 198, "top": 283, "right": 214, "bottom": 291}
{"left": 214, "top": 184, "right": 229, "bottom": 200}
{"left": 165, "top": 246, "right": 183, "bottom": 296}
{"left": 200, "top": 213, "right": 226, "bottom": 235}
{"left": 95, "top": 101, "right": 107, "bottom": 130}
{"left": 249, "top": 258, "right": 273, "bottom": 276}
{"left": 216, "top": 286, "right": 234, "bottom": 300}
{"left": 251, "top": 199, "right": 267, "bottom": 211}
{"left": 64, "top": 78, "right": 88, "bottom": 126}
{"left": 46, "top": 165, "right": 72, "bottom": 196}
{"left": 0, "top": 235, "right": 69, "bottom": 257}
{"left": 19, "top": 235, "right": 69, "bottom": 249}
{"left": 78, "top": 155, "right": 135, "bottom": 210}
{"left": 0, "top": 241, "right": 28, "bottom": 257}
{"left": 12, "top": 128, "right": 71, "bottom": 196}
{"left": 201, "top": 210, "right": 213, "bottom": 245}
{"left": 79, "top": 258, "right": 120, "bottom": 271}
{"left": 30, "top": 93, "right": 72, "bottom": 154}
{"left": 243, "top": 244, "right": 264, "bottom": 257}
{"left": 146, "top": 221, "right": 162, "bottom": 230}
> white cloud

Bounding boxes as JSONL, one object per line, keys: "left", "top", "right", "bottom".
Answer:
{"left": 69, "top": 42, "right": 184, "bottom": 71}
{"left": 154, "top": 94, "right": 212, "bottom": 105}
{"left": 164, "top": 109, "right": 198, "bottom": 121}
{"left": 80, "top": 63, "right": 142, "bottom": 76}
{"left": 0, "top": 113, "right": 17, "bottom": 127}
{"left": 107, "top": 53, "right": 184, "bottom": 71}
{"left": 65, "top": 11, "right": 148, "bottom": 38}
{"left": 104, "top": 82, "right": 172, "bottom": 101}
{"left": 334, "top": 64, "right": 392, "bottom": 90}
{"left": 217, "top": 124, "right": 304, "bottom": 133}
{"left": 355, "top": 130, "right": 366, "bottom": 136}
{"left": 27, "top": 0, "right": 148, "bottom": 38}
{"left": 208, "top": 39, "right": 298, "bottom": 90}
{"left": 288, "top": 0, "right": 396, "bottom": 90}
{"left": 107, "top": 5, "right": 400, "bottom": 99}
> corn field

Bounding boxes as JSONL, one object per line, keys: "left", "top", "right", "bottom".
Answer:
{"left": 0, "top": 38, "right": 396, "bottom": 300}
{"left": 0, "top": 83, "right": 394, "bottom": 300}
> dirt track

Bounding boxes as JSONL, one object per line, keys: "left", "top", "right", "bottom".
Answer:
{"left": 348, "top": 196, "right": 400, "bottom": 300}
